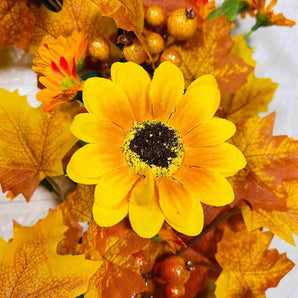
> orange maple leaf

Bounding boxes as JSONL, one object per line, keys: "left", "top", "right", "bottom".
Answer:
{"left": 0, "top": 89, "right": 78, "bottom": 201}
{"left": 173, "top": 16, "right": 253, "bottom": 92}
{"left": 230, "top": 113, "right": 298, "bottom": 212}
{"left": 242, "top": 180, "right": 298, "bottom": 245}
{"left": 90, "top": 0, "right": 151, "bottom": 59}
{"left": 215, "top": 229, "right": 294, "bottom": 297}
{"left": 78, "top": 219, "right": 150, "bottom": 297}
{"left": 0, "top": 209, "right": 100, "bottom": 297}
{"left": 0, "top": 0, "right": 35, "bottom": 51}
{"left": 218, "top": 35, "right": 278, "bottom": 121}
{"left": 61, "top": 184, "right": 95, "bottom": 223}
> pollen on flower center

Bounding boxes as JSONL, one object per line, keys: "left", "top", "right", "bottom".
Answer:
{"left": 122, "top": 120, "right": 184, "bottom": 177}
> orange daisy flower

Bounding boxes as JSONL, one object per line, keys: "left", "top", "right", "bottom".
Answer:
{"left": 33, "top": 31, "right": 88, "bottom": 112}
{"left": 66, "top": 62, "right": 246, "bottom": 238}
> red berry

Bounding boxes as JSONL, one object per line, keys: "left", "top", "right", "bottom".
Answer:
{"left": 166, "top": 284, "right": 185, "bottom": 298}
{"left": 160, "top": 255, "right": 190, "bottom": 285}
{"left": 132, "top": 250, "right": 151, "bottom": 274}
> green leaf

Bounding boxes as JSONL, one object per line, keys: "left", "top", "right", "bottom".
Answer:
{"left": 207, "top": 0, "right": 239, "bottom": 22}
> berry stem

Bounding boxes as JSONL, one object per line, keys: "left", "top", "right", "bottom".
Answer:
{"left": 186, "top": 261, "right": 221, "bottom": 272}
{"left": 177, "top": 208, "right": 241, "bottom": 255}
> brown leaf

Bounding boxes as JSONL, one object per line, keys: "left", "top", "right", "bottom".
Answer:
{"left": 215, "top": 229, "right": 294, "bottom": 297}
{"left": 173, "top": 16, "right": 253, "bottom": 91}
{"left": 0, "top": 89, "right": 78, "bottom": 201}
{"left": 0, "top": 209, "right": 100, "bottom": 297}
{"left": 0, "top": 1, "right": 35, "bottom": 50}
{"left": 242, "top": 180, "right": 298, "bottom": 245}
{"left": 230, "top": 113, "right": 298, "bottom": 212}
{"left": 79, "top": 219, "right": 150, "bottom": 297}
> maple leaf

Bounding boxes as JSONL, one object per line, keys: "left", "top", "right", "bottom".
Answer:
{"left": 0, "top": 209, "right": 100, "bottom": 297}
{"left": 90, "top": 0, "right": 152, "bottom": 59}
{"left": 218, "top": 35, "right": 278, "bottom": 121}
{"left": 173, "top": 16, "right": 253, "bottom": 92}
{"left": 78, "top": 219, "right": 150, "bottom": 297}
{"left": 230, "top": 113, "right": 298, "bottom": 212}
{"left": 0, "top": 0, "right": 35, "bottom": 51}
{"left": 29, "top": 0, "right": 118, "bottom": 54}
{"left": 242, "top": 180, "right": 298, "bottom": 245}
{"left": 61, "top": 184, "right": 95, "bottom": 223}
{"left": 215, "top": 229, "right": 294, "bottom": 297}
{"left": 0, "top": 89, "right": 78, "bottom": 201}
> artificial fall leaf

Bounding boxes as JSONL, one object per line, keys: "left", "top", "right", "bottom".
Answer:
{"left": 79, "top": 219, "right": 150, "bottom": 297}
{"left": 0, "top": 0, "right": 35, "bottom": 50}
{"left": 61, "top": 184, "right": 95, "bottom": 223}
{"left": 90, "top": 0, "right": 151, "bottom": 59}
{"left": 215, "top": 229, "right": 294, "bottom": 298}
{"left": 0, "top": 89, "right": 78, "bottom": 201}
{"left": 242, "top": 180, "right": 298, "bottom": 245}
{"left": 0, "top": 209, "right": 100, "bottom": 297}
{"left": 29, "top": 0, "right": 118, "bottom": 54}
{"left": 230, "top": 113, "right": 298, "bottom": 212}
{"left": 173, "top": 16, "right": 253, "bottom": 91}
{"left": 218, "top": 35, "right": 278, "bottom": 121}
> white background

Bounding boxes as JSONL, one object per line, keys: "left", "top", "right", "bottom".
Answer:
{"left": 0, "top": 0, "right": 297, "bottom": 297}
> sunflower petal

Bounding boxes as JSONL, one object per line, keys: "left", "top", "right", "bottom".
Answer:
{"left": 111, "top": 62, "right": 152, "bottom": 121}
{"left": 170, "top": 85, "right": 220, "bottom": 135}
{"left": 184, "top": 118, "right": 236, "bottom": 147}
{"left": 95, "top": 166, "right": 138, "bottom": 207}
{"left": 149, "top": 61, "right": 184, "bottom": 122}
{"left": 184, "top": 143, "right": 246, "bottom": 174}
{"left": 129, "top": 189, "right": 164, "bottom": 238}
{"left": 157, "top": 178, "right": 204, "bottom": 236}
{"left": 187, "top": 74, "right": 218, "bottom": 92}
{"left": 83, "top": 77, "right": 135, "bottom": 130}
{"left": 93, "top": 200, "right": 128, "bottom": 227}
{"left": 174, "top": 166, "right": 234, "bottom": 206}
{"left": 71, "top": 113, "right": 126, "bottom": 144}
{"left": 66, "top": 144, "right": 126, "bottom": 184}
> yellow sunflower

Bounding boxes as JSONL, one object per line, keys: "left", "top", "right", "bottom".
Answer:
{"left": 66, "top": 62, "right": 246, "bottom": 238}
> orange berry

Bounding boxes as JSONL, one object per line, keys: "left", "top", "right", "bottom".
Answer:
{"left": 145, "top": 5, "right": 166, "bottom": 27}
{"left": 160, "top": 48, "right": 182, "bottom": 67}
{"left": 165, "top": 284, "right": 185, "bottom": 298}
{"left": 167, "top": 8, "right": 197, "bottom": 40}
{"left": 123, "top": 39, "right": 147, "bottom": 64}
{"left": 88, "top": 37, "right": 110, "bottom": 60}
{"left": 160, "top": 255, "right": 190, "bottom": 285}
{"left": 146, "top": 32, "right": 165, "bottom": 55}
{"left": 132, "top": 251, "right": 152, "bottom": 274}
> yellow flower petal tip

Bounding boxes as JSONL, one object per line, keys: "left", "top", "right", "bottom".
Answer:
{"left": 66, "top": 61, "right": 246, "bottom": 238}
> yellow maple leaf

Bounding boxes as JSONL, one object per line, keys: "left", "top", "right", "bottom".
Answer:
{"left": 218, "top": 35, "right": 278, "bottom": 121}
{"left": 230, "top": 113, "right": 298, "bottom": 212}
{"left": 0, "top": 209, "right": 100, "bottom": 297}
{"left": 242, "top": 180, "right": 298, "bottom": 245}
{"left": 90, "top": 0, "right": 151, "bottom": 59}
{"left": 61, "top": 184, "right": 95, "bottom": 222}
{"left": 215, "top": 229, "right": 294, "bottom": 297}
{"left": 0, "top": 89, "right": 78, "bottom": 201}
{"left": 79, "top": 219, "right": 150, "bottom": 297}
{"left": 0, "top": 1, "right": 35, "bottom": 51}
{"left": 173, "top": 16, "right": 253, "bottom": 91}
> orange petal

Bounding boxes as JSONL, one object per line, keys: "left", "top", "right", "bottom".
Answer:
{"left": 111, "top": 62, "right": 152, "bottom": 122}
{"left": 66, "top": 144, "right": 126, "bottom": 184}
{"left": 170, "top": 84, "right": 220, "bottom": 135}
{"left": 184, "top": 118, "right": 236, "bottom": 147}
{"left": 149, "top": 61, "right": 184, "bottom": 122}
{"left": 129, "top": 187, "right": 164, "bottom": 238}
{"left": 157, "top": 178, "right": 204, "bottom": 236}
{"left": 174, "top": 166, "right": 234, "bottom": 206}
{"left": 93, "top": 199, "right": 129, "bottom": 227}
{"left": 184, "top": 143, "right": 246, "bottom": 174}
{"left": 71, "top": 113, "right": 126, "bottom": 145}
{"left": 95, "top": 166, "right": 138, "bottom": 207}
{"left": 83, "top": 77, "right": 135, "bottom": 130}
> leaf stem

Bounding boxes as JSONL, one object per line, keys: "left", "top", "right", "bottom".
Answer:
{"left": 186, "top": 261, "right": 221, "bottom": 272}
{"left": 44, "top": 177, "right": 62, "bottom": 199}
{"left": 177, "top": 207, "right": 241, "bottom": 255}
